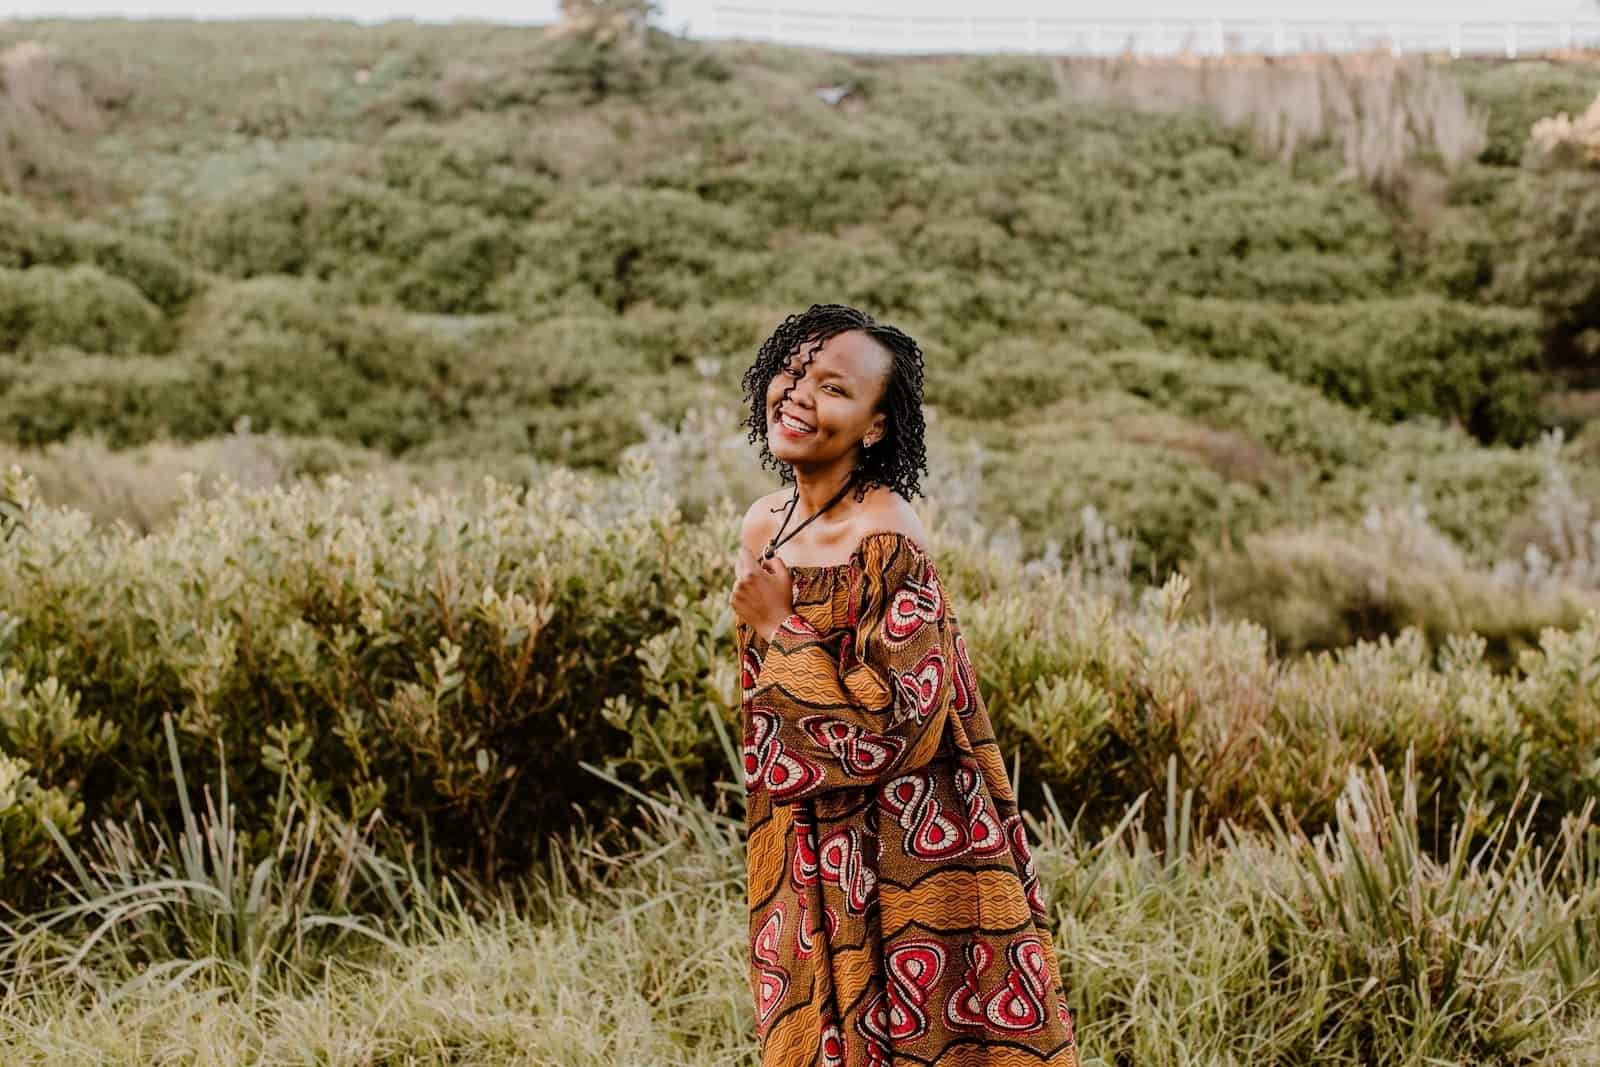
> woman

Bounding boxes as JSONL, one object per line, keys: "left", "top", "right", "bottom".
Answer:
{"left": 730, "top": 304, "right": 1081, "bottom": 1066}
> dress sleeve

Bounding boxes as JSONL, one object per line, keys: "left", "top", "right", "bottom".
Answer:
{"left": 742, "top": 531, "right": 952, "bottom": 801}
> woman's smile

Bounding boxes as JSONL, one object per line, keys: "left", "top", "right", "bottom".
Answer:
{"left": 774, "top": 409, "right": 816, "bottom": 438}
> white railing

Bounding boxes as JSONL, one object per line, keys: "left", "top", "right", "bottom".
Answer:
{"left": 703, "top": 6, "right": 1600, "bottom": 58}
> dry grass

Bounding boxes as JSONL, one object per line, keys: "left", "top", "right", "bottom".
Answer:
{"left": 2, "top": 756, "right": 1596, "bottom": 1065}
{"left": 1113, "top": 412, "right": 1302, "bottom": 492}
{"left": 1531, "top": 89, "right": 1600, "bottom": 164}
{"left": 1051, "top": 51, "right": 1488, "bottom": 196}
{"left": 0, "top": 39, "right": 127, "bottom": 202}
{"left": 0, "top": 421, "right": 289, "bottom": 534}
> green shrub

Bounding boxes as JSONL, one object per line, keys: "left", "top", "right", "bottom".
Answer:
{"left": 184, "top": 176, "right": 524, "bottom": 313}
{"left": 0, "top": 666, "right": 117, "bottom": 909}
{"left": 370, "top": 118, "right": 555, "bottom": 219}
{"left": 1456, "top": 60, "right": 1600, "bottom": 167}
{"left": 1093, "top": 171, "right": 1402, "bottom": 306}
{"left": 0, "top": 196, "right": 197, "bottom": 313}
{"left": 1185, "top": 510, "right": 1596, "bottom": 658}
{"left": 0, "top": 466, "right": 736, "bottom": 895}
{"left": 0, "top": 353, "right": 217, "bottom": 447}
{"left": 520, "top": 185, "right": 762, "bottom": 314}
{"left": 1499, "top": 167, "right": 1600, "bottom": 364}
{"left": 953, "top": 340, "right": 1446, "bottom": 474}
{"left": 0, "top": 266, "right": 169, "bottom": 354}
{"left": 182, "top": 178, "right": 309, "bottom": 278}
{"left": 1152, "top": 296, "right": 1546, "bottom": 444}
{"left": 180, "top": 278, "right": 463, "bottom": 448}
{"left": 979, "top": 417, "right": 1272, "bottom": 576}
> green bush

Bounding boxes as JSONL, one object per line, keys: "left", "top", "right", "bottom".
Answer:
{"left": 977, "top": 419, "right": 1271, "bottom": 576}
{"left": 1185, "top": 513, "right": 1596, "bottom": 658}
{"left": 1500, "top": 167, "right": 1600, "bottom": 363}
{"left": 0, "top": 196, "right": 197, "bottom": 313}
{"left": 952, "top": 340, "right": 1446, "bottom": 474}
{"left": 180, "top": 278, "right": 465, "bottom": 448}
{"left": 182, "top": 178, "right": 309, "bottom": 278}
{"left": 519, "top": 185, "right": 763, "bottom": 314}
{"left": 0, "top": 266, "right": 169, "bottom": 354}
{"left": 370, "top": 118, "right": 555, "bottom": 219}
{"left": 184, "top": 175, "right": 524, "bottom": 313}
{"left": 0, "top": 667, "right": 117, "bottom": 908}
{"left": 1092, "top": 171, "right": 1402, "bottom": 306}
{"left": 1152, "top": 296, "right": 1546, "bottom": 443}
{"left": 0, "top": 467, "right": 736, "bottom": 897}
{"left": 1456, "top": 60, "right": 1600, "bottom": 167}
{"left": 0, "top": 353, "right": 217, "bottom": 447}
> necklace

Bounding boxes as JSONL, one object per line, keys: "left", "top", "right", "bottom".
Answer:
{"left": 763, "top": 473, "right": 857, "bottom": 562}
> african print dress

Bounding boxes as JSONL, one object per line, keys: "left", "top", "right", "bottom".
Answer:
{"left": 736, "top": 530, "right": 1080, "bottom": 1066}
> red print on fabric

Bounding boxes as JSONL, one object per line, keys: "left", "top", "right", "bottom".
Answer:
{"left": 752, "top": 905, "right": 791, "bottom": 1027}
{"left": 944, "top": 939, "right": 994, "bottom": 1031}
{"left": 819, "top": 1015, "right": 846, "bottom": 1067}
{"left": 744, "top": 708, "right": 824, "bottom": 799}
{"left": 951, "top": 631, "right": 977, "bottom": 716}
{"left": 885, "top": 939, "right": 948, "bottom": 1040}
{"left": 895, "top": 645, "right": 946, "bottom": 722}
{"left": 982, "top": 936, "right": 1050, "bottom": 1034}
{"left": 880, "top": 771, "right": 971, "bottom": 861}
{"left": 884, "top": 566, "right": 944, "bottom": 642}
{"left": 790, "top": 803, "right": 820, "bottom": 889}
{"left": 801, "top": 715, "right": 907, "bottom": 777}
{"left": 817, "top": 826, "right": 879, "bottom": 915}
{"left": 955, "top": 757, "right": 1010, "bottom": 857}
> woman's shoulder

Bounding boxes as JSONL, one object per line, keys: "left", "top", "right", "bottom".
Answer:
{"left": 738, "top": 489, "right": 790, "bottom": 556}
{"left": 849, "top": 486, "right": 931, "bottom": 555}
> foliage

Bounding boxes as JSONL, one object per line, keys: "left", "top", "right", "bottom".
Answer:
{"left": 0, "top": 266, "right": 169, "bottom": 354}
{"left": 3, "top": 752, "right": 1596, "bottom": 1065}
{"left": 5, "top": 467, "right": 1599, "bottom": 910}
{"left": 1457, "top": 59, "right": 1600, "bottom": 167}
{"left": 0, "top": 194, "right": 197, "bottom": 312}
{"left": 1151, "top": 295, "right": 1546, "bottom": 444}
{"left": 1501, "top": 140, "right": 1600, "bottom": 363}
{"left": 1052, "top": 52, "right": 1488, "bottom": 197}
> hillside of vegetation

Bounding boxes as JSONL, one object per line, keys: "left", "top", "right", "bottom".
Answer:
{"left": 4, "top": 16, "right": 1600, "bottom": 1064}
{"left": 4, "top": 21, "right": 1600, "bottom": 645}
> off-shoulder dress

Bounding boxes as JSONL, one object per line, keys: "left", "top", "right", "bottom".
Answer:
{"left": 736, "top": 530, "right": 1081, "bottom": 1066}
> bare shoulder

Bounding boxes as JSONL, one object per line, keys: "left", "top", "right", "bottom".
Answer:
{"left": 739, "top": 489, "right": 790, "bottom": 556}
{"left": 853, "top": 486, "right": 931, "bottom": 552}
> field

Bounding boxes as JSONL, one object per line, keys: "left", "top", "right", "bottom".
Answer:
{"left": 3, "top": 11, "right": 1600, "bottom": 1063}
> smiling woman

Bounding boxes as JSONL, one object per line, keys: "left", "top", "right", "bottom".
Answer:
{"left": 728, "top": 304, "right": 1081, "bottom": 1066}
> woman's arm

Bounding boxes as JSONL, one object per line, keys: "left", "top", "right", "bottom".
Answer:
{"left": 742, "top": 531, "right": 951, "bottom": 801}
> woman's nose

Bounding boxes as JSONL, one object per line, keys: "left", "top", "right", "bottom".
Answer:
{"left": 784, "top": 380, "right": 816, "bottom": 409}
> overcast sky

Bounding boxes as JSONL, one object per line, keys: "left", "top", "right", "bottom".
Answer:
{"left": 4, "top": 0, "right": 1596, "bottom": 24}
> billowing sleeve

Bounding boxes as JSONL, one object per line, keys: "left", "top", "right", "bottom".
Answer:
{"left": 741, "top": 531, "right": 952, "bottom": 801}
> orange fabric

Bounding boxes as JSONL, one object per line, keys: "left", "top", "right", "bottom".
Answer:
{"left": 737, "top": 531, "right": 1081, "bottom": 1066}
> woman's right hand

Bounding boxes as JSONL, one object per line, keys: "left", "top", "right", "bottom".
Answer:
{"left": 732, "top": 545, "right": 795, "bottom": 641}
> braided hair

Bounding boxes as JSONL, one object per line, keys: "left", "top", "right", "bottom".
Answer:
{"left": 741, "top": 303, "right": 928, "bottom": 503}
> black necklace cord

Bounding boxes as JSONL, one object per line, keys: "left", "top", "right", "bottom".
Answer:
{"left": 763, "top": 470, "right": 859, "bottom": 562}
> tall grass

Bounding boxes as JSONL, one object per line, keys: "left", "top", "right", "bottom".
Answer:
{"left": 2, "top": 714, "right": 454, "bottom": 999}
{"left": 1, "top": 755, "right": 1595, "bottom": 1064}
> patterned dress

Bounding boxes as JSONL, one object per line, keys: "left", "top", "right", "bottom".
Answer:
{"left": 737, "top": 530, "right": 1080, "bottom": 1066}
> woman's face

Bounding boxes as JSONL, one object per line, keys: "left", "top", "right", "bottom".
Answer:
{"left": 764, "top": 329, "right": 890, "bottom": 469}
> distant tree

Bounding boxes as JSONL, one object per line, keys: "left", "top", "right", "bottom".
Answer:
{"left": 555, "top": 0, "right": 658, "bottom": 48}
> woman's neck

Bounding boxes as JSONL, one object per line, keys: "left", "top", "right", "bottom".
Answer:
{"left": 790, "top": 460, "right": 858, "bottom": 517}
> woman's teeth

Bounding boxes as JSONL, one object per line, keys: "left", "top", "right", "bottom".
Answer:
{"left": 779, "top": 413, "right": 814, "bottom": 434}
